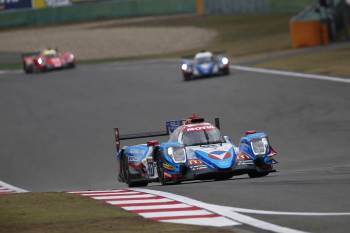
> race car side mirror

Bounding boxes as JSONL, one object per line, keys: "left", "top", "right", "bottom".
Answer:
{"left": 224, "top": 136, "right": 232, "bottom": 143}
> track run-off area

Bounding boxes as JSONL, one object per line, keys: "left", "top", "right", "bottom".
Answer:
{"left": 0, "top": 60, "right": 350, "bottom": 233}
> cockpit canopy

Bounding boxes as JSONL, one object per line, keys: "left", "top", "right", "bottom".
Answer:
{"left": 169, "top": 123, "right": 224, "bottom": 146}
{"left": 194, "top": 51, "right": 214, "bottom": 64}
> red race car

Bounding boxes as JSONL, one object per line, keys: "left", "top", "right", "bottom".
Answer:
{"left": 22, "top": 48, "right": 75, "bottom": 74}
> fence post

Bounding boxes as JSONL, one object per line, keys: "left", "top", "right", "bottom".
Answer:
{"left": 196, "top": 0, "right": 204, "bottom": 16}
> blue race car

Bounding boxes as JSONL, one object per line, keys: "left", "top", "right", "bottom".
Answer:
{"left": 114, "top": 115, "right": 277, "bottom": 187}
{"left": 181, "top": 51, "right": 230, "bottom": 81}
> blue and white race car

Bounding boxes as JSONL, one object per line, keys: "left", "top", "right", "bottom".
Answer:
{"left": 181, "top": 51, "right": 230, "bottom": 81}
{"left": 114, "top": 115, "right": 277, "bottom": 187}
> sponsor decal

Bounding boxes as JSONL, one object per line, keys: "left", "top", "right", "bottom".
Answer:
{"left": 127, "top": 156, "right": 139, "bottom": 162}
{"left": 208, "top": 151, "right": 231, "bottom": 160}
{"left": 236, "top": 152, "right": 250, "bottom": 161}
{"left": 128, "top": 148, "right": 146, "bottom": 155}
{"left": 45, "top": 0, "right": 70, "bottom": 7}
{"left": 166, "top": 120, "right": 183, "bottom": 134}
{"left": 188, "top": 159, "right": 203, "bottom": 165}
{"left": 163, "top": 162, "right": 174, "bottom": 170}
{"left": 188, "top": 159, "right": 207, "bottom": 170}
{"left": 4, "top": 0, "right": 32, "bottom": 10}
{"left": 185, "top": 125, "right": 215, "bottom": 132}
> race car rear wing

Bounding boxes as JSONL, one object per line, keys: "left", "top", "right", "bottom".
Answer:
{"left": 114, "top": 117, "right": 220, "bottom": 152}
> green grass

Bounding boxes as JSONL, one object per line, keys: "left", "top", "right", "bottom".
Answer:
{"left": 255, "top": 44, "right": 350, "bottom": 77}
{"left": 0, "top": 192, "right": 234, "bottom": 233}
{"left": 2, "top": 14, "right": 350, "bottom": 77}
{"left": 0, "top": 63, "right": 22, "bottom": 70}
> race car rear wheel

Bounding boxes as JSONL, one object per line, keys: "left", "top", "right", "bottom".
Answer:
{"left": 122, "top": 156, "right": 148, "bottom": 187}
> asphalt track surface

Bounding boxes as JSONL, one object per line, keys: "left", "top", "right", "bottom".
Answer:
{"left": 0, "top": 60, "right": 349, "bottom": 233}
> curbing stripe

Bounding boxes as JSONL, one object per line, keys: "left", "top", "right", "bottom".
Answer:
{"left": 71, "top": 189, "right": 239, "bottom": 227}
{"left": 0, "top": 180, "right": 28, "bottom": 194}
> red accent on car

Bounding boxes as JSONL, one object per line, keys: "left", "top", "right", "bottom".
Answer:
{"left": 185, "top": 114, "right": 205, "bottom": 124}
{"left": 269, "top": 146, "right": 277, "bottom": 156}
{"left": 208, "top": 154, "right": 219, "bottom": 160}
{"left": 236, "top": 152, "right": 250, "bottom": 161}
{"left": 147, "top": 140, "right": 159, "bottom": 147}
{"left": 223, "top": 152, "right": 231, "bottom": 159}
{"left": 245, "top": 130, "right": 257, "bottom": 135}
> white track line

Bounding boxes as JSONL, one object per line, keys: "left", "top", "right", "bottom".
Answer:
{"left": 133, "top": 188, "right": 309, "bottom": 233}
{"left": 106, "top": 198, "right": 173, "bottom": 205}
{"left": 229, "top": 207, "right": 350, "bottom": 216}
{"left": 0, "top": 180, "right": 28, "bottom": 193}
{"left": 230, "top": 65, "right": 350, "bottom": 84}
{"left": 161, "top": 216, "right": 239, "bottom": 227}
{"left": 123, "top": 203, "right": 191, "bottom": 211}
{"left": 139, "top": 209, "right": 212, "bottom": 218}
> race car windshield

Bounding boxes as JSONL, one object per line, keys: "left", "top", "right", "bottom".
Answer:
{"left": 196, "top": 57, "right": 213, "bottom": 64}
{"left": 182, "top": 128, "right": 224, "bottom": 146}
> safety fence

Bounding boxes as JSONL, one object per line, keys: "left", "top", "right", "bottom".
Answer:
{"left": 0, "top": 0, "right": 318, "bottom": 28}
{"left": 203, "top": 0, "right": 315, "bottom": 15}
{"left": 0, "top": 0, "right": 195, "bottom": 28}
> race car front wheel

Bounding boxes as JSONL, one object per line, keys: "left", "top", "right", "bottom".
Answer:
{"left": 183, "top": 73, "right": 192, "bottom": 81}
{"left": 156, "top": 158, "right": 169, "bottom": 185}
{"left": 248, "top": 171, "right": 269, "bottom": 178}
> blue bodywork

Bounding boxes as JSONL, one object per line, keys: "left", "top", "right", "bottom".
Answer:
{"left": 117, "top": 120, "right": 277, "bottom": 186}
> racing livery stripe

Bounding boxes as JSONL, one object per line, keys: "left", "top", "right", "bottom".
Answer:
{"left": 70, "top": 189, "right": 240, "bottom": 227}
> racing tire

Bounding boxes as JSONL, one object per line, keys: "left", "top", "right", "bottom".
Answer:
{"left": 122, "top": 156, "right": 148, "bottom": 187}
{"left": 183, "top": 73, "right": 192, "bottom": 81}
{"left": 156, "top": 158, "right": 169, "bottom": 185}
{"left": 248, "top": 171, "right": 269, "bottom": 178}
{"left": 222, "top": 67, "right": 230, "bottom": 75}
{"left": 214, "top": 173, "right": 233, "bottom": 181}
{"left": 68, "top": 62, "right": 75, "bottom": 69}
{"left": 23, "top": 64, "right": 34, "bottom": 74}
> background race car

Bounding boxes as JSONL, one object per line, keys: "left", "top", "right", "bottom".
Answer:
{"left": 22, "top": 48, "right": 75, "bottom": 74}
{"left": 181, "top": 51, "right": 230, "bottom": 81}
{"left": 114, "top": 115, "right": 277, "bottom": 187}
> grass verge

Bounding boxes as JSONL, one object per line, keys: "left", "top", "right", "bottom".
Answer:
{"left": 1, "top": 14, "right": 349, "bottom": 78}
{"left": 254, "top": 44, "right": 350, "bottom": 77}
{"left": 0, "top": 192, "right": 234, "bottom": 233}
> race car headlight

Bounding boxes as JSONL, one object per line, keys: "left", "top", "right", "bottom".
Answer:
{"left": 167, "top": 147, "right": 186, "bottom": 163}
{"left": 251, "top": 138, "right": 268, "bottom": 155}
{"left": 221, "top": 57, "right": 229, "bottom": 65}
{"left": 37, "top": 57, "right": 43, "bottom": 65}
{"left": 181, "top": 64, "right": 188, "bottom": 71}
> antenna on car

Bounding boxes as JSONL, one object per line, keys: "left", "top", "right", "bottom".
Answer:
{"left": 215, "top": 117, "right": 220, "bottom": 129}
